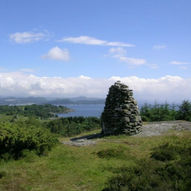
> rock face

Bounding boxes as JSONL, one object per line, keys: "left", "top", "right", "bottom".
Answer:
{"left": 101, "top": 81, "right": 142, "bottom": 135}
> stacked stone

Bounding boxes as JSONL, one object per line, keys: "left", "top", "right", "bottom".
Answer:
{"left": 101, "top": 81, "right": 142, "bottom": 135}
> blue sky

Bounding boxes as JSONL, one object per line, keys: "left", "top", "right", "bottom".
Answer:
{"left": 0, "top": 0, "right": 191, "bottom": 101}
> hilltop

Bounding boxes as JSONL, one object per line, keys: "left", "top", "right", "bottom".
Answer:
{"left": 0, "top": 121, "right": 191, "bottom": 191}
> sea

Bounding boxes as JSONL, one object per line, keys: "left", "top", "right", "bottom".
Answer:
{"left": 57, "top": 104, "right": 105, "bottom": 118}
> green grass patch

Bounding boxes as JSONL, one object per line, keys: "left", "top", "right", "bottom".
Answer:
{"left": 96, "top": 146, "right": 129, "bottom": 160}
{"left": 103, "top": 134, "right": 191, "bottom": 191}
{"left": 0, "top": 129, "right": 190, "bottom": 191}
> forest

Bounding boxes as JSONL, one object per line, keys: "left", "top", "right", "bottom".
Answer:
{"left": 140, "top": 100, "right": 191, "bottom": 122}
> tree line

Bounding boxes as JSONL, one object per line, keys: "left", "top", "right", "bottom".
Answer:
{"left": 46, "top": 116, "right": 101, "bottom": 137}
{"left": 140, "top": 100, "right": 191, "bottom": 122}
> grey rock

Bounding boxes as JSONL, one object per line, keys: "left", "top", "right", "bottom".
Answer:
{"left": 101, "top": 81, "right": 142, "bottom": 135}
{"left": 62, "top": 138, "right": 96, "bottom": 146}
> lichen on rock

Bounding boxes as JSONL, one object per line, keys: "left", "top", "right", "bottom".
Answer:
{"left": 101, "top": 81, "right": 142, "bottom": 135}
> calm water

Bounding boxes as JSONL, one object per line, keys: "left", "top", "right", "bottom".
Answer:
{"left": 57, "top": 104, "right": 104, "bottom": 118}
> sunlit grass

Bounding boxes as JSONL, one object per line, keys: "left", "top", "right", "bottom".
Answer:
{"left": 0, "top": 129, "right": 191, "bottom": 191}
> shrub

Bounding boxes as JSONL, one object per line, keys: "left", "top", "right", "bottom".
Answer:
{"left": 97, "top": 146, "right": 127, "bottom": 160}
{"left": 103, "top": 138, "right": 191, "bottom": 191}
{"left": 0, "top": 171, "right": 6, "bottom": 179}
{"left": 0, "top": 120, "right": 58, "bottom": 160}
{"left": 151, "top": 143, "right": 179, "bottom": 161}
{"left": 46, "top": 117, "right": 101, "bottom": 137}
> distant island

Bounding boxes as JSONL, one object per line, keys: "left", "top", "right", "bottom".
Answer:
{"left": 0, "top": 104, "right": 72, "bottom": 119}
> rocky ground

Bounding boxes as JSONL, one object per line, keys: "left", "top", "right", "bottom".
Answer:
{"left": 62, "top": 121, "right": 191, "bottom": 146}
{"left": 135, "top": 120, "right": 191, "bottom": 137}
{"left": 62, "top": 138, "right": 96, "bottom": 146}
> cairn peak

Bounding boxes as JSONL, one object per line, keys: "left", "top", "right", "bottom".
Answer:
{"left": 101, "top": 81, "right": 142, "bottom": 135}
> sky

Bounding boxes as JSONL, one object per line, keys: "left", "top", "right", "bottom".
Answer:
{"left": 0, "top": 0, "right": 191, "bottom": 102}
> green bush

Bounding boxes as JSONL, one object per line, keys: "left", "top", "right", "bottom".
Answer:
{"left": 0, "top": 171, "right": 6, "bottom": 179}
{"left": 103, "top": 137, "right": 191, "bottom": 191}
{"left": 46, "top": 117, "right": 101, "bottom": 137}
{"left": 0, "top": 120, "right": 58, "bottom": 160}
{"left": 151, "top": 143, "right": 179, "bottom": 161}
{"left": 97, "top": 146, "right": 127, "bottom": 160}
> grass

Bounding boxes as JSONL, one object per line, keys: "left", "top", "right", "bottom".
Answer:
{"left": 0, "top": 129, "right": 191, "bottom": 191}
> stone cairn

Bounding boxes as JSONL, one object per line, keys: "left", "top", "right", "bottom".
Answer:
{"left": 101, "top": 81, "right": 142, "bottom": 135}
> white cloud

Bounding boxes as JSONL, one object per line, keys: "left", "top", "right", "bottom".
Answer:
{"left": 59, "top": 36, "right": 135, "bottom": 47}
{"left": 79, "top": 75, "right": 92, "bottom": 80}
{"left": 10, "top": 32, "right": 48, "bottom": 43}
{"left": 0, "top": 72, "right": 190, "bottom": 102}
{"left": 170, "top": 61, "right": 189, "bottom": 65}
{"left": 153, "top": 45, "right": 166, "bottom": 50}
{"left": 109, "top": 47, "right": 146, "bottom": 66}
{"left": 109, "top": 75, "right": 191, "bottom": 102}
{"left": 42, "top": 46, "right": 70, "bottom": 61}
{"left": 118, "top": 57, "right": 146, "bottom": 65}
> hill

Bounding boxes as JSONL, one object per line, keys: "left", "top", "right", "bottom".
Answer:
{"left": 0, "top": 121, "right": 190, "bottom": 191}
{"left": 0, "top": 97, "right": 105, "bottom": 105}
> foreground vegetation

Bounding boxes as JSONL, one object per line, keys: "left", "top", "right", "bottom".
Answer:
{"left": 0, "top": 128, "right": 190, "bottom": 191}
{"left": 0, "top": 116, "right": 101, "bottom": 160}
{"left": 0, "top": 118, "right": 58, "bottom": 160}
{"left": 103, "top": 135, "right": 191, "bottom": 191}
